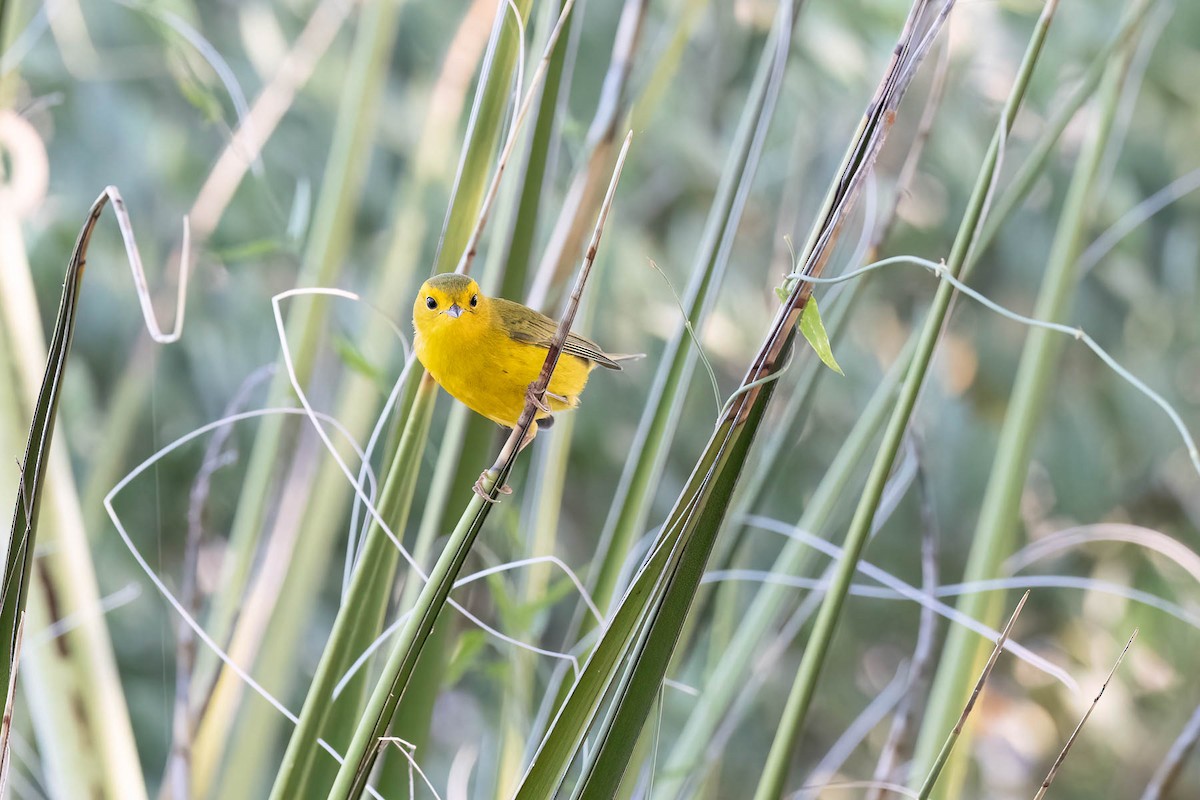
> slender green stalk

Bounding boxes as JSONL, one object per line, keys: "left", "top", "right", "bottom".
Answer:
{"left": 329, "top": 129, "right": 632, "bottom": 800}
{"left": 752, "top": 2, "right": 1060, "bottom": 796}
{"left": 266, "top": 374, "right": 434, "bottom": 800}
{"left": 331, "top": 491, "right": 489, "bottom": 798}
{"left": 910, "top": 8, "right": 1149, "bottom": 796}
{"left": 521, "top": 0, "right": 939, "bottom": 790}
{"left": 514, "top": 415, "right": 747, "bottom": 798}
{"left": 573, "top": 399, "right": 774, "bottom": 800}
{"left": 0, "top": 193, "right": 148, "bottom": 800}
{"left": 404, "top": 0, "right": 535, "bottom": 607}
{"left": 974, "top": 0, "right": 1160, "bottom": 261}
{"left": 496, "top": 291, "right": 595, "bottom": 797}
{"left": 656, "top": 339, "right": 908, "bottom": 797}
{"left": 378, "top": 1, "right": 543, "bottom": 783}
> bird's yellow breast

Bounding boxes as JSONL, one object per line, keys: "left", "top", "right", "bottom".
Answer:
{"left": 414, "top": 301, "right": 594, "bottom": 428}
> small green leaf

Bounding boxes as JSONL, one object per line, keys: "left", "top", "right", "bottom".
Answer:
{"left": 798, "top": 297, "right": 843, "bottom": 376}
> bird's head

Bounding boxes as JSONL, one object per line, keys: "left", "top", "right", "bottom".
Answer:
{"left": 413, "top": 273, "right": 484, "bottom": 333}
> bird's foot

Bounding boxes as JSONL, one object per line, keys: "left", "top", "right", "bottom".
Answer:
{"left": 525, "top": 383, "right": 552, "bottom": 413}
{"left": 473, "top": 470, "right": 513, "bottom": 503}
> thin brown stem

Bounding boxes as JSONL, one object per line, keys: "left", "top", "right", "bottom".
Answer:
{"left": 163, "top": 367, "right": 273, "bottom": 799}
{"left": 483, "top": 131, "right": 634, "bottom": 493}
{"left": 1034, "top": 630, "right": 1138, "bottom": 800}
{"left": 917, "top": 591, "right": 1031, "bottom": 798}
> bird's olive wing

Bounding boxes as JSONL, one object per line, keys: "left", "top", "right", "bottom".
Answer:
{"left": 493, "top": 298, "right": 622, "bottom": 370}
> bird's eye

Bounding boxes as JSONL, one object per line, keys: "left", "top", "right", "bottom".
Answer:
{"left": 425, "top": 296, "right": 437, "bottom": 310}
{"left": 469, "top": 294, "right": 478, "bottom": 308}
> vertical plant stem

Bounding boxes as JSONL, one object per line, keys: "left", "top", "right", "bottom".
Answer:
{"left": 330, "top": 131, "right": 633, "bottom": 800}
{"left": 910, "top": 9, "right": 1149, "bottom": 795}
{"left": 656, "top": 339, "right": 909, "bottom": 798}
{"left": 587, "top": 0, "right": 804, "bottom": 621}
{"left": 0, "top": 190, "right": 149, "bottom": 800}
{"left": 265, "top": 374, "right": 435, "bottom": 800}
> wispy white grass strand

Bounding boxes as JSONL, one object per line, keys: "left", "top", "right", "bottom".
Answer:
{"left": 1006, "top": 523, "right": 1200, "bottom": 586}
{"left": 703, "top": 570, "right": 1200, "bottom": 631}
{"left": 103, "top": 407, "right": 393, "bottom": 800}
{"left": 741, "top": 515, "right": 1081, "bottom": 693}
{"left": 93, "top": 186, "right": 192, "bottom": 344}
{"left": 1079, "top": 165, "right": 1200, "bottom": 272}
{"left": 788, "top": 255, "right": 1200, "bottom": 476}
{"left": 800, "top": 666, "right": 909, "bottom": 798}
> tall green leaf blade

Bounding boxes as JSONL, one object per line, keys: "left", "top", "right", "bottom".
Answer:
{"left": 587, "top": 0, "right": 804, "bottom": 620}
{"left": 656, "top": 341, "right": 907, "bottom": 796}
{"left": 573, "top": 391, "right": 774, "bottom": 798}
{"left": 0, "top": 190, "right": 148, "bottom": 796}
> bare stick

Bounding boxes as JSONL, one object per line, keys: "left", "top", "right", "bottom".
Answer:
{"left": 1034, "top": 630, "right": 1138, "bottom": 800}
{"left": 479, "top": 130, "right": 633, "bottom": 496}
{"left": 917, "top": 591, "right": 1030, "bottom": 799}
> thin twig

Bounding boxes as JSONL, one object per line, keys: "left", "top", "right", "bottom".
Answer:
{"left": 917, "top": 591, "right": 1030, "bottom": 799}
{"left": 1034, "top": 630, "right": 1138, "bottom": 800}
{"left": 482, "top": 130, "right": 634, "bottom": 490}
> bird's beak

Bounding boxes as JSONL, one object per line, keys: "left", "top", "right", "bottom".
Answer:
{"left": 446, "top": 303, "right": 464, "bottom": 318}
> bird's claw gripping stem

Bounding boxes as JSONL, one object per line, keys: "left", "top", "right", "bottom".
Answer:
{"left": 526, "top": 383, "right": 552, "bottom": 414}
{"left": 473, "top": 470, "right": 513, "bottom": 503}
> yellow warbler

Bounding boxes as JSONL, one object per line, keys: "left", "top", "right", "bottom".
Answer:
{"left": 412, "top": 274, "right": 636, "bottom": 444}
